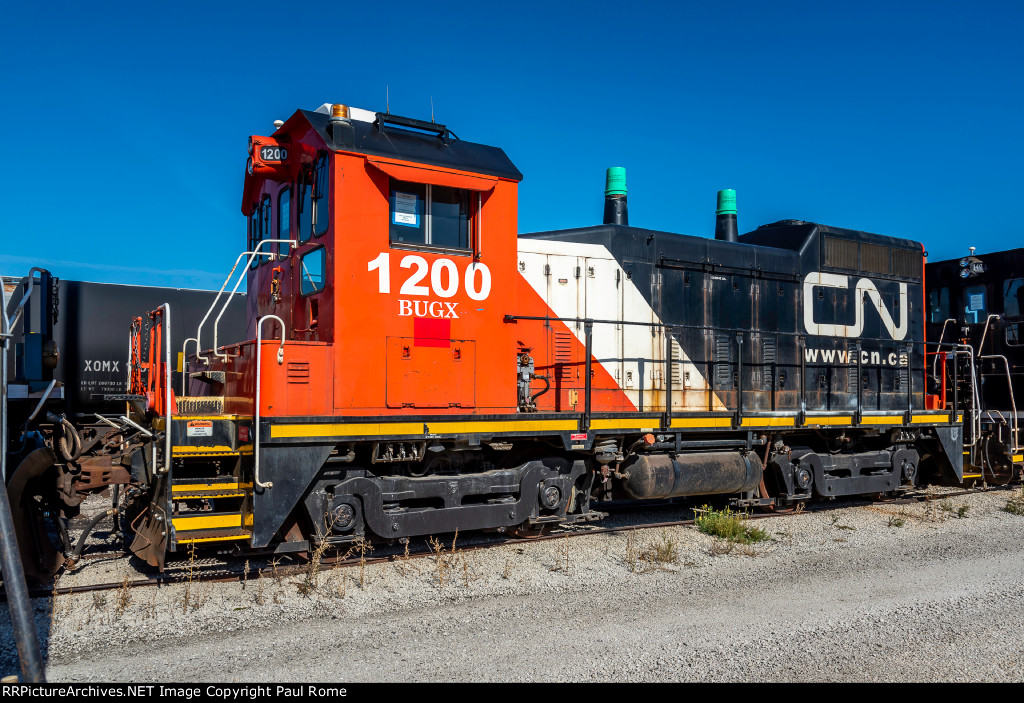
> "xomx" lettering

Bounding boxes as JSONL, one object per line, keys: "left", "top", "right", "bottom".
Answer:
{"left": 84, "top": 360, "right": 120, "bottom": 372}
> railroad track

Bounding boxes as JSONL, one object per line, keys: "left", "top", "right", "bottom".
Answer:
{"left": 4, "top": 484, "right": 1018, "bottom": 601}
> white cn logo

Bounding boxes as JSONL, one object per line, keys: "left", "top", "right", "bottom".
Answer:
{"left": 803, "top": 272, "right": 908, "bottom": 340}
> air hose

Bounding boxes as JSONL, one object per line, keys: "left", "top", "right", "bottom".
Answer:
{"left": 57, "top": 418, "right": 82, "bottom": 462}
{"left": 530, "top": 374, "right": 550, "bottom": 404}
{"left": 63, "top": 507, "right": 117, "bottom": 570}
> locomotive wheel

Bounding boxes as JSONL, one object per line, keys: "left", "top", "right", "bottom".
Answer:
{"left": 508, "top": 522, "right": 552, "bottom": 539}
{"left": 756, "top": 477, "right": 804, "bottom": 514}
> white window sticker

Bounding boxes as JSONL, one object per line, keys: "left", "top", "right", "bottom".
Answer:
{"left": 969, "top": 294, "right": 984, "bottom": 311}
{"left": 393, "top": 192, "right": 419, "bottom": 226}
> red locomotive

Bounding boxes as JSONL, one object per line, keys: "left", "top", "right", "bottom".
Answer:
{"left": 48, "top": 102, "right": 976, "bottom": 566}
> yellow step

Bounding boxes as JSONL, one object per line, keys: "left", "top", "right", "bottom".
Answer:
{"left": 172, "top": 512, "right": 252, "bottom": 532}
{"left": 175, "top": 527, "right": 252, "bottom": 545}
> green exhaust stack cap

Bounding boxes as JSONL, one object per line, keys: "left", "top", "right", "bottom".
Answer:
{"left": 716, "top": 189, "right": 737, "bottom": 215}
{"left": 605, "top": 167, "right": 627, "bottom": 196}
{"left": 716, "top": 189, "right": 741, "bottom": 214}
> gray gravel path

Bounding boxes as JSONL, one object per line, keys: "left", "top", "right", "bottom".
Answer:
{"left": 4, "top": 487, "right": 1023, "bottom": 682}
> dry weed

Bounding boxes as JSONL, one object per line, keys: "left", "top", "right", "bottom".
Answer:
{"left": 114, "top": 576, "right": 132, "bottom": 616}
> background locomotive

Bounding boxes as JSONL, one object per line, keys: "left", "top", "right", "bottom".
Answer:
{"left": 4, "top": 101, "right": 1015, "bottom": 575}
{"left": 926, "top": 249, "right": 1024, "bottom": 483}
{"left": 1, "top": 274, "right": 244, "bottom": 578}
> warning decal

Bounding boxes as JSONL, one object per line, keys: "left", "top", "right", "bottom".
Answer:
{"left": 187, "top": 420, "right": 213, "bottom": 437}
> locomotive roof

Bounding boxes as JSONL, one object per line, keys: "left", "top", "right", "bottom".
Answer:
{"left": 522, "top": 220, "right": 923, "bottom": 255}
{"left": 926, "top": 247, "right": 1024, "bottom": 268}
{"left": 742, "top": 220, "right": 923, "bottom": 253}
{"left": 294, "top": 109, "right": 523, "bottom": 182}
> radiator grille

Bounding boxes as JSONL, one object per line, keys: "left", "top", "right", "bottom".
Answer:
{"left": 824, "top": 237, "right": 859, "bottom": 270}
{"left": 893, "top": 248, "right": 922, "bottom": 279}
{"left": 862, "top": 243, "right": 890, "bottom": 275}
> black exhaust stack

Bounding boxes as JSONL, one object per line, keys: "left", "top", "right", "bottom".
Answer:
{"left": 714, "top": 188, "right": 738, "bottom": 243}
{"left": 603, "top": 167, "right": 628, "bottom": 226}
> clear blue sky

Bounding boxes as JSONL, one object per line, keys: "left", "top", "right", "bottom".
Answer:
{"left": 2, "top": 1, "right": 1021, "bottom": 289}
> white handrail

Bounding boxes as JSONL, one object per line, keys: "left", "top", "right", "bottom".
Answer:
{"left": 931, "top": 318, "right": 957, "bottom": 378}
{"left": 190, "top": 239, "right": 296, "bottom": 366}
{"left": 978, "top": 313, "right": 1001, "bottom": 355}
{"left": 979, "top": 354, "right": 1020, "bottom": 453}
{"left": 949, "top": 345, "right": 982, "bottom": 453}
{"left": 147, "top": 305, "right": 172, "bottom": 479}
{"left": 254, "top": 315, "right": 286, "bottom": 489}
{"left": 213, "top": 240, "right": 296, "bottom": 363}
{"left": 163, "top": 304, "right": 172, "bottom": 478}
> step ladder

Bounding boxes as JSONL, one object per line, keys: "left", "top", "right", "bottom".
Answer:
{"left": 168, "top": 477, "right": 253, "bottom": 547}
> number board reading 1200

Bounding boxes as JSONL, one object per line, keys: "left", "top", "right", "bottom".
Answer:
{"left": 260, "top": 145, "right": 288, "bottom": 162}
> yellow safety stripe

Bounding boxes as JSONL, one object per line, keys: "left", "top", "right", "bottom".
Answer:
{"left": 173, "top": 415, "right": 249, "bottom": 421}
{"left": 269, "top": 411, "right": 959, "bottom": 440}
{"left": 589, "top": 419, "right": 658, "bottom": 430}
{"left": 860, "top": 415, "right": 900, "bottom": 425}
{"left": 740, "top": 417, "right": 796, "bottom": 428}
{"left": 910, "top": 414, "right": 950, "bottom": 424}
{"left": 172, "top": 493, "right": 246, "bottom": 500}
{"left": 804, "top": 416, "right": 854, "bottom": 426}
{"left": 176, "top": 533, "right": 251, "bottom": 545}
{"left": 1012, "top": 454, "right": 1023, "bottom": 462}
{"left": 669, "top": 417, "right": 732, "bottom": 429}
{"left": 171, "top": 482, "right": 249, "bottom": 493}
{"left": 271, "top": 419, "right": 577, "bottom": 439}
{"left": 173, "top": 445, "right": 238, "bottom": 454}
{"left": 172, "top": 514, "right": 242, "bottom": 531}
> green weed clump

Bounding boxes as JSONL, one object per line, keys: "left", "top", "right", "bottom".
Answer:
{"left": 1004, "top": 488, "right": 1024, "bottom": 517}
{"left": 695, "top": 506, "right": 769, "bottom": 545}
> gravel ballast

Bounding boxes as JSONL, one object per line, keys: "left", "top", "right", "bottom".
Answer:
{"left": 3, "top": 487, "right": 1023, "bottom": 682}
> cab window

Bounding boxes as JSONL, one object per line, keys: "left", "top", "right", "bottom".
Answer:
{"left": 298, "top": 172, "right": 312, "bottom": 244}
{"left": 963, "top": 284, "right": 987, "bottom": 323}
{"left": 250, "top": 196, "right": 271, "bottom": 269}
{"left": 388, "top": 179, "right": 471, "bottom": 251}
{"left": 278, "top": 187, "right": 291, "bottom": 257}
{"left": 928, "top": 287, "right": 950, "bottom": 324}
{"left": 1007, "top": 323, "right": 1023, "bottom": 347}
{"left": 1003, "top": 278, "right": 1024, "bottom": 317}
{"left": 300, "top": 247, "right": 325, "bottom": 295}
{"left": 389, "top": 181, "right": 427, "bottom": 245}
{"left": 313, "top": 155, "right": 329, "bottom": 237}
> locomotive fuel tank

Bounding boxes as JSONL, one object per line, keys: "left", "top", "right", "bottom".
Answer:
{"left": 619, "top": 451, "right": 763, "bottom": 500}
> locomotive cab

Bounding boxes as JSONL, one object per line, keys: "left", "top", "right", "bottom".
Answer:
{"left": 926, "top": 248, "right": 1024, "bottom": 480}
{"left": 204, "top": 104, "right": 525, "bottom": 418}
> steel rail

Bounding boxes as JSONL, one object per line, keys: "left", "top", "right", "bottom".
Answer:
{"left": 12, "top": 484, "right": 1016, "bottom": 601}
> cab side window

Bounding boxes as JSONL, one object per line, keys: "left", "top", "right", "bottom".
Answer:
{"left": 250, "top": 196, "right": 271, "bottom": 268}
{"left": 300, "top": 247, "right": 325, "bottom": 295}
{"left": 388, "top": 179, "right": 471, "bottom": 251}
{"left": 313, "top": 155, "right": 329, "bottom": 237}
{"left": 278, "top": 187, "right": 291, "bottom": 257}
{"left": 298, "top": 171, "right": 312, "bottom": 244}
{"left": 1003, "top": 278, "right": 1024, "bottom": 317}
{"left": 963, "top": 284, "right": 987, "bottom": 323}
{"left": 928, "top": 287, "right": 950, "bottom": 324}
